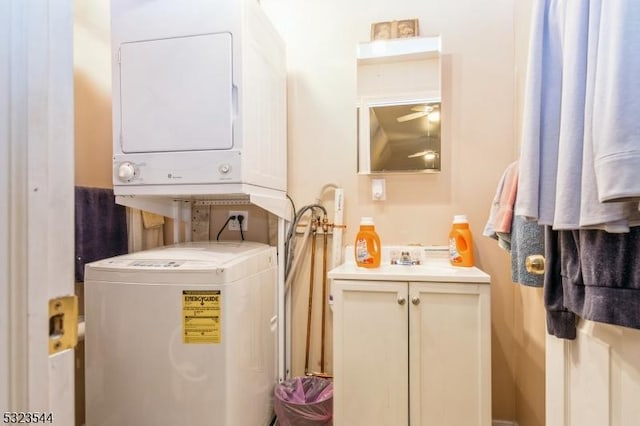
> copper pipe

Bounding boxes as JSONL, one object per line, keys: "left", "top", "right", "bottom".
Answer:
{"left": 320, "top": 216, "right": 329, "bottom": 372}
{"left": 307, "top": 371, "right": 333, "bottom": 379}
{"left": 304, "top": 217, "right": 318, "bottom": 375}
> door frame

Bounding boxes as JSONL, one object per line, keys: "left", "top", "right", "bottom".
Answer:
{"left": 0, "top": 0, "right": 75, "bottom": 421}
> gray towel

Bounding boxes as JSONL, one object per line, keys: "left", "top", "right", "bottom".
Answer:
{"left": 75, "top": 186, "right": 128, "bottom": 282}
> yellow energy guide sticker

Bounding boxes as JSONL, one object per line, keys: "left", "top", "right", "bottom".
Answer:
{"left": 182, "top": 290, "right": 221, "bottom": 344}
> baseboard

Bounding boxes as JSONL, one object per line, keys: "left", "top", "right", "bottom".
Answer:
{"left": 493, "top": 421, "right": 518, "bottom": 426}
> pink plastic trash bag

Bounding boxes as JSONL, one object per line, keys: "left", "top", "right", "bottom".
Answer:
{"left": 273, "top": 376, "right": 333, "bottom": 426}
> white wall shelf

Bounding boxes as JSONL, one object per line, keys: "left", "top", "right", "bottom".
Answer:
{"left": 357, "top": 35, "right": 441, "bottom": 65}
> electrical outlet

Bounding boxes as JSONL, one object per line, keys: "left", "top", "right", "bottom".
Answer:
{"left": 228, "top": 210, "right": 248, "bottom": 231}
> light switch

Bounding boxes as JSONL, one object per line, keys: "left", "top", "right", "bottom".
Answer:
{"left": 372, "top": 178, "right": 386, "bottom": 201}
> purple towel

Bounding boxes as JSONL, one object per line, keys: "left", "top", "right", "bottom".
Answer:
{"left": 75, "top": 186, "right": 128, "bottom": 281}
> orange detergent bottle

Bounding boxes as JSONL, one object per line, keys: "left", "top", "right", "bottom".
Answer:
{"left": 354, "top": 217, "right": 381, "bottom": 268}
{"left": 449, "top": 214, "right": 474, "bottom": 267}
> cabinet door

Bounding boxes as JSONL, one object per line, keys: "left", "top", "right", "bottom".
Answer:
{"left": 332, "top": 280, "right": 408, "bottom": 426}
{"left": 409, "top": 282, "right": 491, "bottom": 426}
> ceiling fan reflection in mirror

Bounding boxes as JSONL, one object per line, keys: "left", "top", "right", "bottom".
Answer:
{"left": 396, "top": 104, "right": 440, "bottom": 123}
{"left": 399, "top": 102, "right": 441, "bottom": 160}
{"left": 407, "top": 149, "right": 439, "bottom": 159}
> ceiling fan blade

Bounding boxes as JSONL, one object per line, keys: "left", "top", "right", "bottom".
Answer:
{"left": 396, "top": 111, "right": 428, "bottom": 122}
{"left": 407, "top": 150, "right": 428, "bottom": 158}
{"left": 408, "top": 150, "right": 439, "bottom": 159}
{"left": 410, "top": 105, "right": 432, "bottom": 112}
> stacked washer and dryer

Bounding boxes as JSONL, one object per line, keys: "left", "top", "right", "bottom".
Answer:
{"left": 84, "top": 0, "right": 287, "bottom": 424}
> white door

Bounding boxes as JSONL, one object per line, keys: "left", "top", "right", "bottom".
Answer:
{"left": 332, "top": 279, "right": 408, "bottom": 426}
{"left": 0, "top": 0, "right": 75, "bottom": 423}
{"left": 546, "top": 319, "right": 640, "bottom": 426}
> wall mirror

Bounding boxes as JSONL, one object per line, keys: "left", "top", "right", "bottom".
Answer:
{"left": 358, "top": 97, "right": 441, "bottom": 174}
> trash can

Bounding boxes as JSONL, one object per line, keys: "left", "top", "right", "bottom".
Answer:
{"left": 273, "top": 376, "right": 333, "bottom": 426}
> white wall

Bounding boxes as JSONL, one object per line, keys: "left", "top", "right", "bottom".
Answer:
{"left": 262, "top": 0, "right": 518, "bottom": 238}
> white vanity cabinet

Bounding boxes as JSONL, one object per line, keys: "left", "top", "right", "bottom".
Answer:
{"left": 329, "top": 261, "right": 491, "bottom": 426}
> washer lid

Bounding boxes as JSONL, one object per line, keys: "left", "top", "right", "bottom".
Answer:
{"left": 86, "top": 241, "right": 273, "bottom": 273}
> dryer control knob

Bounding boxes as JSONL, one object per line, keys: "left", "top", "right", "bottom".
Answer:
{"left": 118, "top": 162, "right": 136, "bottom": 182}
{"left": 218, "top": 163, "right": 231, "bottom": 174}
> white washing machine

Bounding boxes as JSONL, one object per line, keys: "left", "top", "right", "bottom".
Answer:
{"left": 84, "top": 241, "right": 277, "bottom": 426}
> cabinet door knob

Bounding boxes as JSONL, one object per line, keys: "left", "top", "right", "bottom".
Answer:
{"left": 412, "top": 297, "right": 420, "bottom": 305}
{"left": 397, "top": 297, "right": 406, "bottom": 305}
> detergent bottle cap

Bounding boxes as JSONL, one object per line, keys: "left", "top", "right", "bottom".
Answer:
{"left": 453, "top": 214, "right": 468, "bottom": 224}
{"left": 360, "top": 217, "right": 375, "bottom": 226}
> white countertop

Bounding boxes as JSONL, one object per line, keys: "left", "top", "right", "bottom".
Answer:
{"left": 329, "top": 245, "right": 490, "bottom": 283}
